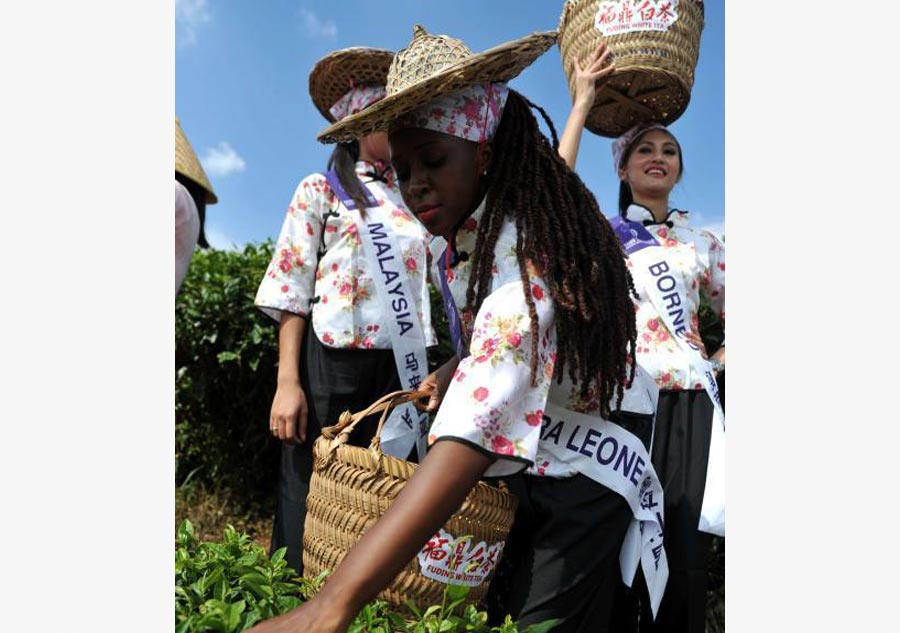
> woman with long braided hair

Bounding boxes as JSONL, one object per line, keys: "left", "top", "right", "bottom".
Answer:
{"left": 249, "top": 27, "right": 662, "bottom": 633}
{"left": 460, "top": 88, "right": 639, "bottom": 417}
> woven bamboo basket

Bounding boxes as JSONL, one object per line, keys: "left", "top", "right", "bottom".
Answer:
{"left": 303, "top": 389, "right": 519, "bottom": 609}
{"left": 558, "top": 0, "right": 705, "bottom": 137}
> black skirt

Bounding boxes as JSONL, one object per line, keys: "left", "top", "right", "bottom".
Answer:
{"left": 610, "top": 388, "right": 716, "bottom": 633}
{"left": 269, "top": 322, "right": 402, "bottom": 575}
{"left": 487, "top": 411, "right": 655, "bottom": 633}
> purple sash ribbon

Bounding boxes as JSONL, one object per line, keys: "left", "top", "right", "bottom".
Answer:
{"left": 323, "top": 170, "right": 379, "bottom": 209}
{"left": 437, "top": 247, "right": 469, "bottom": 360}
{"left": 609, "top": 216, "right": 659, "bottom": 255}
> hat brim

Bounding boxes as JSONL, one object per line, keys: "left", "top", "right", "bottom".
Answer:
{"left": 175, "top": 117, "right": 217, "bottom": 205}
{"left": 309, "top": 47, "right": 395, "bottom": 123}
{"left": 317, "top": 31, "right": 557, "bottom": 144}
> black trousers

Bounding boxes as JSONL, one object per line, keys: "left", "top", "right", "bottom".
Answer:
{"left": 269, "top": 323, "right": 402, "bottom": 575}
{"left": 487, "top": 412, "right": 653, "bottom": 633}
{"left": 610, "top": 389, "right": 715, "bottom": 633}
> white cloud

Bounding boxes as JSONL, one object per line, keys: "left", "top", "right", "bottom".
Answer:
{"left": 203, "top": 222, "right": 243, "bottom": 252}
{"left": 201, "top": 142, "right": 246, "bottom": 178}
{"left": 175, "top": 0, "right": 212, "bottom": 47}
{"left": 299, "top": 7, "right": 337, "bottom": 39}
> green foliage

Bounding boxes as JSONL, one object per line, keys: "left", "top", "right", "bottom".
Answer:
{"left": 175, "top": 519, "right": 317, "bottom": 632}
{"left": 400, "top": 584, "right": 558, "bottom": 633}
{"left": 175, "top": 522, "right": 557, "bottom": 633}
{"left": 175, "top": 243, "right": 280, "bottom": 509}
{"left": 697, "top": 295, "right": 724, "bottom": 357}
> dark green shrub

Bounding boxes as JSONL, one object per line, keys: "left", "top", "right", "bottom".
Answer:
{"left": 175, "top": 519, "right": 311, "bottom": 632}
{"left": 175, "top": 242, "right": 280, "bottom": 510}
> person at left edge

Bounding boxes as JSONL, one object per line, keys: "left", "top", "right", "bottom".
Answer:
{"left": 175, "top": 116, "right": 217, "bottom": 294}
{"left": 253, "top": 47, "right": 437, "bottom": 575}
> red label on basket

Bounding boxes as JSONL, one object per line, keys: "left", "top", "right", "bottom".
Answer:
{"left": 416, "top": 528, "right": 505, "bottom": 587}
{"left": 594, "top": 0, "right": 679, "bottom": 35}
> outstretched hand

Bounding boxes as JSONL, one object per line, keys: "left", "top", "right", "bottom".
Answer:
{"left": 246, "top": 594, "right": 350, "bottom": 633}
{"left": 571, "top": 43, "right": 615, "bottom": 111}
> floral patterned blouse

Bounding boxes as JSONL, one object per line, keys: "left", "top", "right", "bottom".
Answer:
{"left": 255, "top": 160, "right": 437, "bottom": 350}
{"left": 621, "top": 204, "right": 726, "bottom": 391}
{"left": 427, "top": 199, "right": 659, "bottom": 478}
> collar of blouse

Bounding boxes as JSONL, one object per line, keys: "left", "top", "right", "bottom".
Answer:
{"left": 623, "top": 203, "right": 690, "bottom": 228}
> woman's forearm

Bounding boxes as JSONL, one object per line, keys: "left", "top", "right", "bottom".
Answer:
{"left": 277, "top": 312, "right": 306, "bottom": 386}
{"left": 558, "top": 101, "right": 591, "bottom": 170}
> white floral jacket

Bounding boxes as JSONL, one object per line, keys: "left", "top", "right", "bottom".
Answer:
{"left": 255, "top": 161, "right": 436, "bottom": 350}
{"left": 428, "top": 199, "right": 658, "bottom": 478}
{"left": 621, "top": 204, "right": 726, "bottom": 391}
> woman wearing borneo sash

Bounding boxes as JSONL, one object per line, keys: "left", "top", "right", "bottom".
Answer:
{"left": 559, "top": 44, "right": 726, "bottom": 633}
{"left": 250, "top": 26, "right": 666, "bottom": 633}
{"left": 254, "top": 47, "right": 436, "bottom": 576}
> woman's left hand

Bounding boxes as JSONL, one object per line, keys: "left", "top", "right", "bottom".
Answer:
{"left": 413, "top": 356, "right": 460, "bottom": 413}
{"left": 685, "top": 331, "right": 725, "bottom": 375}
{"left": 683, "top": 330, "right": 708, "bottom": 359}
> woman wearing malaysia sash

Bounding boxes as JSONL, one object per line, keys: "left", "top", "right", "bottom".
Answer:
{"left": 250, "top": 26, "right": 665, "bottom": 633}
{"left": 559, "top": 44, "right": 726, "bottom": 633}
{"left": 254, "top": 47, "right": 436, "bottom": 576}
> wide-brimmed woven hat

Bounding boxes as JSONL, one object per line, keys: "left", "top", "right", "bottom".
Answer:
{"left": 317, "top": 26, "right": 557, "bottom": 144}
{"left": 309, "top": 47, "right": 395, "bottom": 123}
{"left": 175, "top": 117, "right": 217, "bottom": 205}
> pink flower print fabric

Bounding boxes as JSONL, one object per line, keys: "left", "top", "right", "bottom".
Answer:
{"left": 255, "top": 160, "right": 437, "bottom": 350}
{"left": 427, "top": 198, "right": 658, "bottom": 478}
{"left": 391, "top": 83, "right": 509, "bottom": 143}
{"left": 429, "top": 274, "right": 558, "bottom": 476}
{"left": 328, "top": 85, "right": 387, "bottom": 122}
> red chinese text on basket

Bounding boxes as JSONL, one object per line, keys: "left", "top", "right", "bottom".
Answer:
{"left": 416, "top": 528, "right": 506, "bottom": 587}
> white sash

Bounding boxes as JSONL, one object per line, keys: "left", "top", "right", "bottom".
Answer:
{"left": 614, "top": 215, "right": 725, "bottom": 536}
{"left": 357, "top": 220, "right": 430, "bottom": 460}
{"left": 541, "top": 402, "right": 669, "bottom": 617}
{"left": 321, "top": 170, "right": 429, "bottom": 460}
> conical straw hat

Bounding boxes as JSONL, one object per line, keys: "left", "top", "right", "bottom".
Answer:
{"left": 318, "top": 26, "right": 557, "bottom": 144}
{"left": 309, "top": 47, "right": 394, "bottom": 123}
{"left": 175, "top": 117, "right": 217, "bottom": 204}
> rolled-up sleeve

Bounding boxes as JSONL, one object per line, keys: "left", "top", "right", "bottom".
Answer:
{"left": 255, "top": 176, "right": 326, "bottom": 321}
{"left": 429, "top": 276, "right": 557, "bottom": 477}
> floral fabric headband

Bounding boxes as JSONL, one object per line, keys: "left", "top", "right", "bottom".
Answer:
{"left": 611, "top": 122, "right": 669, "bottom": 172}
{"left": 390, "top": 83, "right": 509, "bottom": 143}
{"left": 329, "top": 85, "right": 387, "bottom": 122}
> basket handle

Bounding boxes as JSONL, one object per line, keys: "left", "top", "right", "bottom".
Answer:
{"left": 316, "top": 389, "right": 431, "bottom": 470}
{"left": 320, "top": 389, "right": 430, "bottom": 440}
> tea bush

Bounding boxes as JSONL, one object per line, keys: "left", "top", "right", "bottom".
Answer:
{"left": 175, "top": 521, "right": 557, "bottom": 633}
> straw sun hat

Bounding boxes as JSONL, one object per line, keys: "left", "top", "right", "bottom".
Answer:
{"left": 175, "top": 117, "right": 217, "bottom": 205}
{"left": 317, "top": 25, "right": 557, "bottom": 144}
{"left": 309, "top": 47, "right": 395, "bottom": 123}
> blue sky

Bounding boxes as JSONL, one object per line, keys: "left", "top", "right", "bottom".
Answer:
{"left": 175, "top": 0, "right": 723, "bottom": 249}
